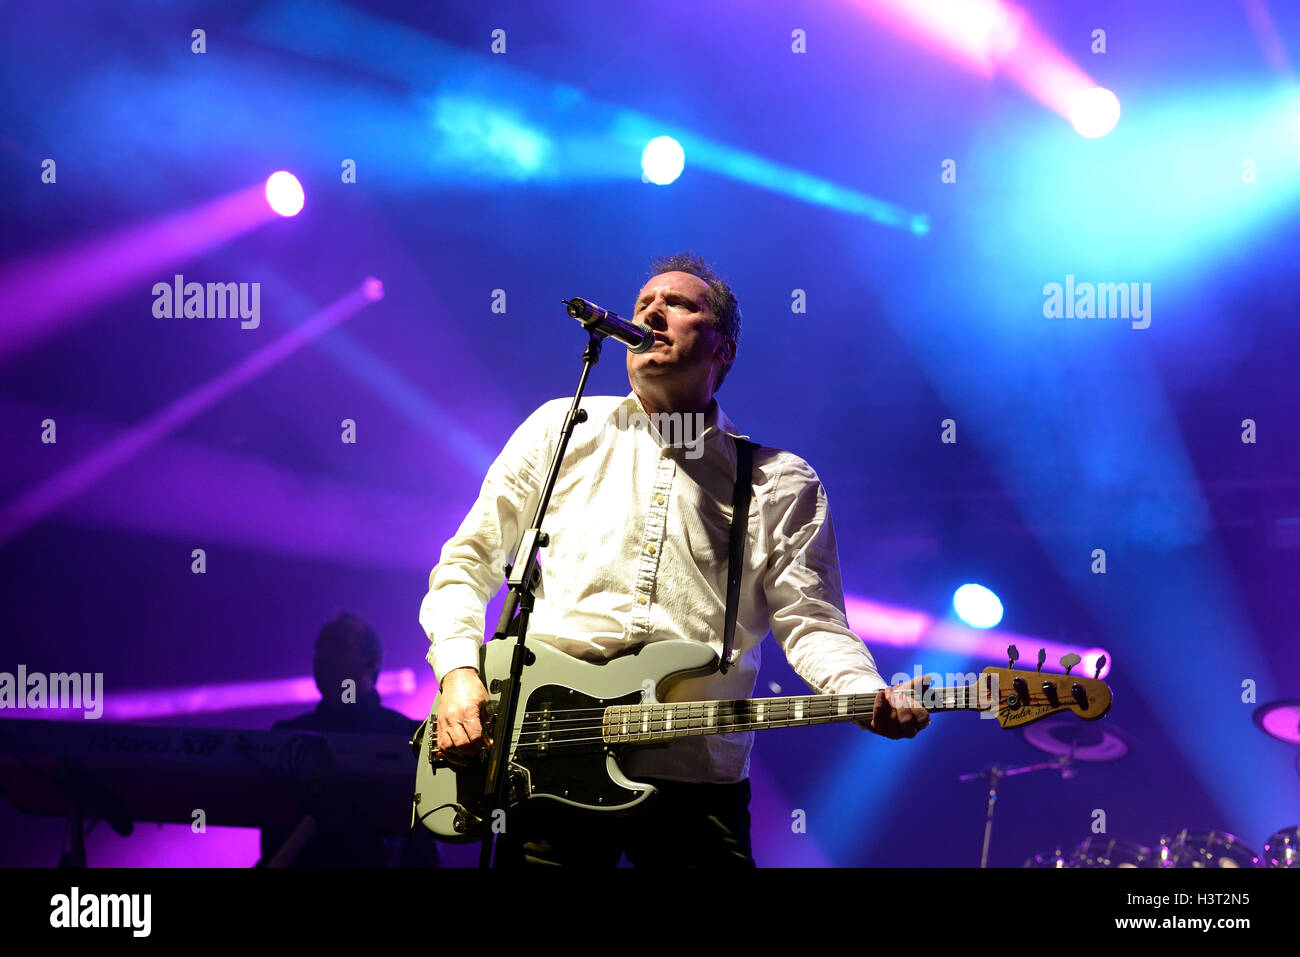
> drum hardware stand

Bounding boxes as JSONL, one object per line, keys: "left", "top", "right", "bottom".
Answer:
{"left": 960, "top": 751, "right": 1078, "bottom": 868}
{"left": 961, "top": 650, "right": 1081, "bottom": 868}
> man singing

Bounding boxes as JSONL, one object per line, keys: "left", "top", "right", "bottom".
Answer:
{"left": 419, "top": 252, "right": 929, "bottom": 867}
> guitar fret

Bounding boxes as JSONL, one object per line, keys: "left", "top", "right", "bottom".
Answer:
{"left": 608, "top": 689, "right": 906, "bottom": 742}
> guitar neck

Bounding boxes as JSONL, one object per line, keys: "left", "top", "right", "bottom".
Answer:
{"left": 602, "top": 686, "right": 986, "bottom": 744}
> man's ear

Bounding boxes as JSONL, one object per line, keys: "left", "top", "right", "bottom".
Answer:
{"left": 717, "top": 336, "right": 736, "bottom": 364}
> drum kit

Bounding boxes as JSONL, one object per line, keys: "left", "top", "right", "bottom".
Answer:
{"left": 967, "top": 696, "right": 1300, "bottom": 869}
{"left": 1026, "top": 826, "right": 1298, "bottom": 868}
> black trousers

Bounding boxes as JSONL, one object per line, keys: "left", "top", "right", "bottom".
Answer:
{"left": 492, "top": 777, "right": 756, "bottom": 868}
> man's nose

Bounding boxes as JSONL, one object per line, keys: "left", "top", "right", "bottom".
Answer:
{"left": 641, "top": 302, "right": 668, "bottom": 327}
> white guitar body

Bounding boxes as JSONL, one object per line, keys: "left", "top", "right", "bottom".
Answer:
{"left": 411, "top": 637, "right": 718, "bottom": 842}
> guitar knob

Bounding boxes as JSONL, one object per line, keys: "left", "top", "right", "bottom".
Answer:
{"left": 1012, "top": 677, "right": 1029, "bottom": 708}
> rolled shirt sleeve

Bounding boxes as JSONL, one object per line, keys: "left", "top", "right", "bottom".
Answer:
{"left": 761, "top": 456, "right": 889, "bottom": 699}
{"left": 418, "top": 401, "right": 558, "bottom": 683}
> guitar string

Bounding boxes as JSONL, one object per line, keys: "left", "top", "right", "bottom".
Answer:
{"left": 433, "top": 697, "right": 1079, "bottom": 752}
{"left": 510, "top": 690, "right": 1069, "bottom": 730}
{"left": 508, "top": 702, "right": 1066, "bottom": 745}
{"left": 511, "top": 697, "right": 1076, "bottom": 740}
{"left": 431, "top": 692, "right": 1090, "bottom": 747}
{"left": 505, "top": 688, "right": 1004, "bottom": 722}
{"left": 504, "top": 709, "right": 924, "bottom": 749}
{"left": 432, "top": 690, "right": 1099, "bottom": 753}
{"left": 438, "top": 677, "right": 1098, "bottom": 723}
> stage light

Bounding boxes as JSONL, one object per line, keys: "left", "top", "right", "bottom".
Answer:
{"left": 952, "top": 583, "right": 1004, "bottom": 629}
{"left": 641, "top": 136, "right": 685, "bottom": 185}
{"left": 265, "top": 170, "right": 305, "bottom": 216}
{"left": 1069, "top": 87, "right": 1121, "bottom": 138}
{"left": 362, "top": 276, "right": 384, "bottom": 301}
{"left": 854, "top": 1, "right": 1111, "bottom": 135}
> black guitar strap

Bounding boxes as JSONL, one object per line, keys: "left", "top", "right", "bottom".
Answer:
{"left": 720, "top": 436, "right": 758, "bottom": 675}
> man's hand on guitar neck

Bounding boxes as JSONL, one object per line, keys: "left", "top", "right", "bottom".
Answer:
{"left": 860, "top": 676, "right": 931, "bottom": 740}
{"left": 435, "top": 667, "right": 493, "bottom": 766}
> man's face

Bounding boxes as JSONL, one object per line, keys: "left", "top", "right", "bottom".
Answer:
{"left": 626, "top": 271, "right": 733, "bottom": 397}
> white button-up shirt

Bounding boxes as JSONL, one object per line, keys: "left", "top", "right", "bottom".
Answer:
{"left": 419, "top": 392, "right": 887, "bottom": 783}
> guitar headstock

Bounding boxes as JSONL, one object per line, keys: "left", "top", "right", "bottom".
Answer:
{"left": 982, "top": 652, "right": 1112, "bottom": 729}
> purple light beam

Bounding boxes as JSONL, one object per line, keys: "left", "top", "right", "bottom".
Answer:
{"left": 844, "top": 593, "right": 1111, "bottom": 678}
{"left": 7, "top": 669, "right": 418, "bottom": 723}
{"left": 0, "top": 278, "right": 382, "bottom": 545}
{"left": 0, "top": 182, "right": 276, "bottom": 359}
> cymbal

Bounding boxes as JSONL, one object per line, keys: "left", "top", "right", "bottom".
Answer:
{"left": 1022, "top": 719, "right": 1129, "bottom": 761}
{"left": 1252, "top": 699, "right": 1300, "bottom": 745}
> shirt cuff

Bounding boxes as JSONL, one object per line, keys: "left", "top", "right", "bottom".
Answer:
{"left": 428, "top": 636, "right": 482, "bottom": 685}
{"left": 841, "top": 672, "right": 889, "bottom": 697}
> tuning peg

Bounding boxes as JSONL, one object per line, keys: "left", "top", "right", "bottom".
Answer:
{"left": 1007, "top": 645, "right": 1019, "bottom": 668}
{"left": 1060, "top": 652, "right": 1081, "bottom": 676}
{"left": 1093, "top": 655, "right": 1107, "bottom": 680}
{"left": 1036, "top": 649, "right": 1046, "bottom": 673}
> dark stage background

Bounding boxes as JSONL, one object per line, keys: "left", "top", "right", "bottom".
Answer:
{"left": 1, "top": 0, "right": 1298, "bottom": 867}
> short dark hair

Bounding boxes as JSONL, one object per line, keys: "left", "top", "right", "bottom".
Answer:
{"left": 647, "top": 252, "right": 741, "bottom": 391}
{"left": 317, "top": 612, "right": 381, "bottom": 671}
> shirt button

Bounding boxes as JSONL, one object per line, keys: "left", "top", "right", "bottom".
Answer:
{"left": 655, "top": 494, "right": 665, "bottom": 506}
{"left": 636, "top": 594, "right": 648, "bottom": 605}
{"left": 645, "top": 543, "right": 657, "bottom": 555}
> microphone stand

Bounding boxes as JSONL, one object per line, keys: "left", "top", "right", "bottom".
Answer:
{"left": 476, "top": 329, "right": 604, "bottom": 868}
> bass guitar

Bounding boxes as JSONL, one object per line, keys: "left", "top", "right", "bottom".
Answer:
{"left": 410, "top": 638, "right": 1110, "bottom": 842}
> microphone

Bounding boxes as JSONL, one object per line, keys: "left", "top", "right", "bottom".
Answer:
{"left": 562, "top": 298, "right": 654, "bottom": 353}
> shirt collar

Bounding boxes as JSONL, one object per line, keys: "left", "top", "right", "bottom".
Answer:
{"left": 614, "top": 391, "right": 751, "bottom": 442}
